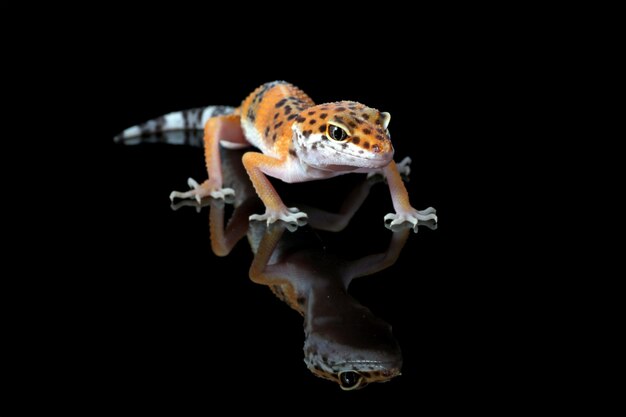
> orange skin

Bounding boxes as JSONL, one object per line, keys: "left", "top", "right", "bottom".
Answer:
{"left": 169, "top": 81, "right": 437, "bottom": 229}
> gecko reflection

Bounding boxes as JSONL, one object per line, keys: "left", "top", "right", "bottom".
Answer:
{"left": 249, "top": 222, "right": 411, "bottom": 390}
{"left": 159, "top": 133, "right": 435, "bottom": 389}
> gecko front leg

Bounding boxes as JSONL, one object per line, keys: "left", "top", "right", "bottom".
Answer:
{"left": 383, "top": 160, "right": 437, "bottom": 231}
{"left": 169, "top": 114, "right": 242, "bottom": 203}
{"left": 242, "top": 152, "right": 308, "bottom": 227}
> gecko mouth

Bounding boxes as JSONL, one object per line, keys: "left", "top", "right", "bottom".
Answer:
{"left": 325, "top": 149, "right": 393, "bottom": 169}
{"left": 334, "top": 360, "right": 401, "bottom": 371}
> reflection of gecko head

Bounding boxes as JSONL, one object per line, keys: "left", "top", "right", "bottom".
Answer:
{"left": 303, "top": 305, "right": 402, "bottom": 390}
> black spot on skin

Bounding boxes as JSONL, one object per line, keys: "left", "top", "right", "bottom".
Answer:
{"left": 319, "top": 113, "right": 327, "bottom": 119}
{"left": 363, "top": 128, "right": 371, "bottom": 135}
{"left": 376, "top": 127, "right": 384, "bottom": 134}
{"left": 247, "top": 108, "right": 255, "bottom": 122}
{"left": 309, "top": 119, "right": 316, "bottom": 124}
{"left": 359, "top": 150, "right": 364, "bottom": 154}
{"left": 303, "top": 130, "right": 312, "bottom": 138}
{"left": 376, "top": 134, "right": 384, "bottom": 141}
{"left": 349, "top": 111, "right": 357, "bottom": 116}
{"left": 307, "top": 110, "right": 315, "bottom": 115}
{"left": 335, "top": 116, "right": 344, "bottom": 123}
{"left": 342, "top": 143, "right": 348, "bottom": 148}
{"left": 352, "top": 137, "right": 360, "bottom": 145}
{"left": 275, "top": 98, "right": 287, "bottom": 108}
{"left": 319, "top": 143, "right": 325, "bottom": 148}
{"left": 287, "top": 114, "right": 297, "bottom": 121}
{"left": 312, "top": 142, "right": 318, "bottom": 149}
{"left": 264, "top": 127, "right": 269, "bottom": 137}
{"left": 348, "top": 121, "right": 356, "bottom": 128}
{"left": 274, "top": 113, "right": 279, "bottom": 119}
{"left": 319, "top": 124, "right": 326, "bottom": 133}
{"left": 289, "top": 149, "right": 298, "bottom": 157}
{"left": 354, "top": 118, "right": 363, "bottom": 125}
{"left": 296, "top": 116, "right": 306, "bottom": 123}
{"left": 272, "top": 133, "right": 277, "bottom": 142}
{"left": 363, "top": 141, "right": 370, "bottom": 149}
{"left": 284, "top": 106, "right": 292, "bottom": 115}
{"left": 275, "top": 121, "right": 283, "bottom": 129}
{"left": 321, "top": 135, "right": 328, "bottom": 141}
{"left": 336, "top": 106, "right": 346, "bottom": 111}
{"left": 362, "top": 114, "right": 370, "bottom": 120}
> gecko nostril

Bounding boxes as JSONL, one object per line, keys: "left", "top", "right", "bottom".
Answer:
{"left": 372, "top": 144, "right": 381, "bottom": 153}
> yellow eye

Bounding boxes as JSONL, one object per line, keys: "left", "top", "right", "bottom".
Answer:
{"left": 328, "top": 125, "right": 348, "bottom": 141}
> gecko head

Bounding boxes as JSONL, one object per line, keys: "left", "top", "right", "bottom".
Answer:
{"left": 303, "top": 307, "right": 403, "bottom": 390}
{"left": 291, "top": 101, "right": 394, "bottom": 172}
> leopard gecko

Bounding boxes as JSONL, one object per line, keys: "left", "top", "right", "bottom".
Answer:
{"left": 114, "top": 81, "right": 437, "bottom": 229}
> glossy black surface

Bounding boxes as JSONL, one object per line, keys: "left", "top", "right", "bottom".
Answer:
{"left": 6, "top": 20, "right": 618, "bottom": 414}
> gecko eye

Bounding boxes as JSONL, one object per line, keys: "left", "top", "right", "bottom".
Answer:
{"left": 338, "top": 371, "right": 363, "bottom": 390}
{"left": 328, "top": 125, "right": 348, "bottom": 141}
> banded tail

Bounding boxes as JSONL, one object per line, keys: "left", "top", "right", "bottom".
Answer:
{"left": 114, "top": 105, "right": 235, "bottom": 145}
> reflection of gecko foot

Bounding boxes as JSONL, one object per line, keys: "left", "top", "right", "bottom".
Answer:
{"left": 169, "top": 196, "right": 228, "bottom": 213}
{"left": 384, "top": 207, "right": 437, "bottom": 232}
{"left": 249, "top": 207, "right": 308, "bottom": 229}
{"left": 170, "top": 198, "right": 209, "bottom": 212}
{"left": 386, "top": 217, "right": 438, "bottom": 232}
{"left": 169, "top": 177, "right": 235, "bottom": 204}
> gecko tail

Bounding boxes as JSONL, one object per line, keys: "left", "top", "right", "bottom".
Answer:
{"left": 113, "top": 105, "right": 236, "bottom": 145}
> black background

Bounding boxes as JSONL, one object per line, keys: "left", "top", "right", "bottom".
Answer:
{"left": 5, "top": 6, "right": 619, "bottom": 417}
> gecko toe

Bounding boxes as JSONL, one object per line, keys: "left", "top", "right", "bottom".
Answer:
{"left": 187, "top": 177, "right": 200, "bottom": 189}
{"left": 384, "top": 208, "right": 437, "bottom": 230}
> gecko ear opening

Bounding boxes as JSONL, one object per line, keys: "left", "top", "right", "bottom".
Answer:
{"left": 381, "top": 112, "right": 391, "bottom": 130}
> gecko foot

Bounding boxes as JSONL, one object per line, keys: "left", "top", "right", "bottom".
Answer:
{"left": 249, "top": 207, "right": 308, "bottom": 229}
{"left": 396, "top": 156, "right": 412, "bottom": 177}
{"left": 169, "top": 177, "right": 235, "bottom": 204}
{"left": 367, "top": 156, "right": 412, "bottom": 180}
{"left": 384, "top": 207, "right": 437, "bottom": 232}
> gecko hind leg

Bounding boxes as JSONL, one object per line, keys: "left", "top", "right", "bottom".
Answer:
{"left": 169, "top": 114, "right": 244, "bottom": 204}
